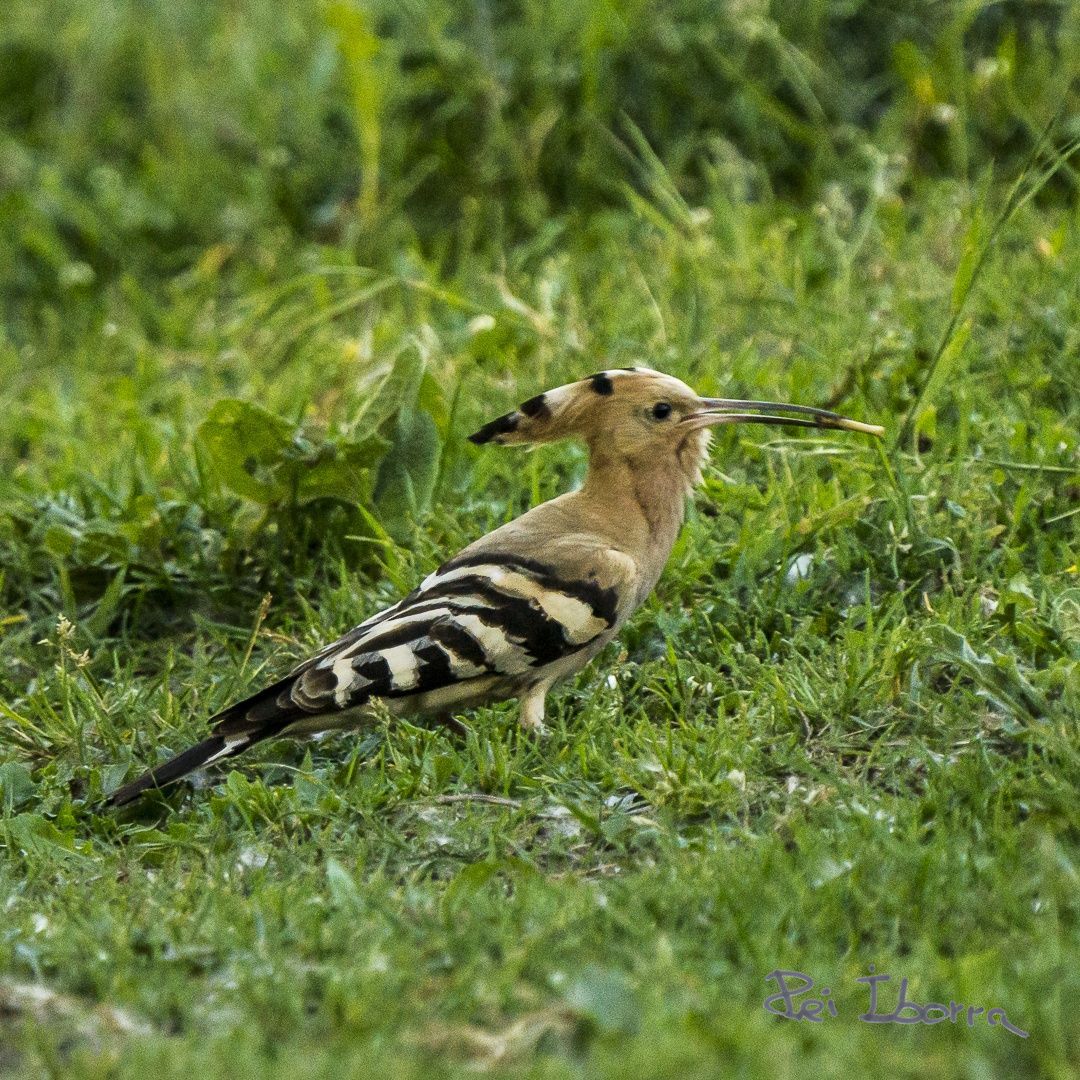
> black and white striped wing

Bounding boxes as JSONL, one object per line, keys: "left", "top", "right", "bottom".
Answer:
{"left": 105, "top": 550, "right": 628, "bottom": 806}
{"left": 212, "top": 553, "right": 621, "bottom": 737}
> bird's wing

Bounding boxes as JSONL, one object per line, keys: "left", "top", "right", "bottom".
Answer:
{"left": 211, "top": 547, "right": 631, "bottom": 737}
{"left": 106, "top": 545, "right": 636, "bottom": 807}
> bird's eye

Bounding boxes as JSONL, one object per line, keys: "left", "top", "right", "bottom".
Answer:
{"left": 651, "top": 401, "right": 673, "bottom": 420}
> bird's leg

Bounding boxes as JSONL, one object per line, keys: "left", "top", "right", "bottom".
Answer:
{"left": 517, "top": 683, "right": 549, "bottom": 736}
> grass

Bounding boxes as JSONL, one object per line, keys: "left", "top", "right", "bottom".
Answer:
{"left": 2, "top": 2, "right": 1080, "bottom": 1076}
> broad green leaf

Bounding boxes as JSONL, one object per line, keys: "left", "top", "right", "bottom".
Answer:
{"left": 374, "top": 408, "right": 441, "bottom": 536}
{"left": 42, "top": 524, "right": 77, "bottom": 558}
{"left": 417, "top": 370, "right": 450, "bottom": 434}
{"left": 196, "top": 397, "right": 392, "bottom": 509}
{"left": 382, "top": 344, "right": 425, "bottom": 413}
{"left": 1, "top": 813, "right": 89, "bottom": 860}
{"left": 933, "top": 626, "right": 1046, "bottom": 724}
{"left": 346, "top": 346, "right": 424, "bottom": 444}
{"left": 1052, "top": 589, "right": 1080, "bottom": 644}
{"left": 196, "top": 399, "right": 294, "bottom": 505}
{"left": 296, "top": 435, "right": 388, "bottom": 505}
{"left": 370, "top": 344, "right": 442, "bottom": 534}
{"left": 0, "top": 762, "right": 35, "bottom": 812}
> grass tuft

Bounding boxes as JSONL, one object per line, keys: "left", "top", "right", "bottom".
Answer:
{"left": 2, "top": 2, "right": 1079, "bottom": 1075}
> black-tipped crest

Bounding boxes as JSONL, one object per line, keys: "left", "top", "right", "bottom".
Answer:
{"left": 520, "top": 394, "right": 550, "bottom": 419}
{"left": 467, "top": 410, "right": 520, "bottom": 445}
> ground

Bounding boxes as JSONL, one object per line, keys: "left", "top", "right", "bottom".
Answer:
{"left": 1, "top": 3, "right": 1079, "bottom": 1076}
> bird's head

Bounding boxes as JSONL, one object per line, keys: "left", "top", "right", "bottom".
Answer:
{"left": 469, "top": 367, "right": 882, "bottom": 483}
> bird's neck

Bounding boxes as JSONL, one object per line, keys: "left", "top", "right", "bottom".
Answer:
{"left": 577, "top": 434, "right": 708, "bottom": 594}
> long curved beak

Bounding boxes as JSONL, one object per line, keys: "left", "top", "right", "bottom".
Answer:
{"left": 683, "top": 398, "right": 884, "bottom": 437}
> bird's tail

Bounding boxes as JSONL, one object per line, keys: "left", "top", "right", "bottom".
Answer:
{"left": 105, "top": 677, "right": 306, "bottom": 808}
{"left": 104, "top": 731, "right": 261, "bottom": 807}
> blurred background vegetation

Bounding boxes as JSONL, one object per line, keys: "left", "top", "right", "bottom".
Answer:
{"left": 2, "top": 0, "right": 1079, "bottom": 644}
{"left": 3, "top": 0, "right": 1078, "bottom": 318}
{"left": 2, "top": 4, "right": 1080, "bottom": 1074}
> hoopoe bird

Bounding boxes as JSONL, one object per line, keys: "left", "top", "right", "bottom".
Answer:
{"left": 107, "top": 368, "right": 882, "bottom": 806}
